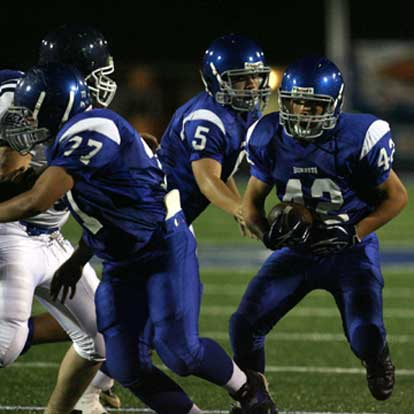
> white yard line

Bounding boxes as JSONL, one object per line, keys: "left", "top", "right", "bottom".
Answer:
{"left": 202, "top": 331, "right": 414, "bottom": 344}
{"left": 0, "top": 406, "right": 397, "bottom": 414}
{"left": 10, "top": 361, "right": 414, "bottom": 376}
{"left": 381, "top": 265, "right": 414, "bottom": 274}
{"left": 201, "top": 305, "right": 414, "bottom": 318}
{"left": 265, "top": 365, "right": 414, "bottom": 375}
{"left": 203, "top": 284, "right": 414, "bottom": 299}
{"left": 201, "top": 265, "right": 414, "bottom": 274}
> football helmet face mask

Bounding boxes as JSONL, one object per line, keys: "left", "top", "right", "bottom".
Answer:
{"left": 201, "top": 34, "right": 271, "bottom": 112}
{"left": 1, "top": 107, "right": 49, "bottom": 155}
{"left": 2, "top": 63, "right": 92, "bottom": 154}
{"left": 279, "top": 56, "right": 344, "bottom": 140}
{"left": 38, "top": 24, "right": 117, "bottom": 107}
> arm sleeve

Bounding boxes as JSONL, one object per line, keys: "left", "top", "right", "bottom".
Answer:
{"left": 184, "top": 119, "right": 226, "bottom": 164}
{"left": 356, "top": 119, "right": 395, "bottom": 187}
{"left": 50, "top": 130, "right": 120, "bottom": 176}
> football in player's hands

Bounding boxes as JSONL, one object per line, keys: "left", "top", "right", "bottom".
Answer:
{"left": 263, "top": 202, "right": 314, "bottom": 250}
{"left": 267, "top": 202, "right": 313, "bottom": 228}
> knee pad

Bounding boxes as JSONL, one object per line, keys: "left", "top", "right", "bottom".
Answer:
{"left": 70, "top": 331, "right": 106, "bottom": 363}
{"left": 350, "top": 323, "right": 384, "bottom": 361}
{"left": 153, "top": 321, "right": 203, "bottom": 377}
{"left": 0, "top": 320, "right": 28, "bottom": 367}
{"left": 154, "top": 339, "right": 194, "bottom": 377}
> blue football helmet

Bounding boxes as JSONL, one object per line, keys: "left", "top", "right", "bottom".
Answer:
{"left": 2, "top": 63, "right": 91, "bottom": 154}
{"left": 38, "top": 24, "right": 117, "bottom": 107}
{"left": 201, "top": 34, "right": 271, "bottom": 112}
{"left": 279, "top": 56, "right": 344, "bottom": 140}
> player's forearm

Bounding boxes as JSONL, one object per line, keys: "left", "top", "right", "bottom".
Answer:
{"left": 199, "top": 175, "right": 242, "bottom": 217}
{"left": 226, "top": 177, "right": 241, "bottom": 198}
{"left": 0, "top": 147, "right": 31, "bottom": 175}
{"left": 243, "top": 200, "right": 269, "bottom": 240}
{"left": 356, "top": 188, "right": 408, "bottom": 239}
{"left": 0, "top": 190, "right": 45, "bottom": 222}
{"left": 71, "top": 237, "right": 94, "bottom": 266}
{"left": 0, "top": 166, "right": 45, "bottom": 202}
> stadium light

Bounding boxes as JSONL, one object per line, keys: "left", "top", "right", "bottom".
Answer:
{"left": 269, "top": 67, "right": 283, "bottom": 90}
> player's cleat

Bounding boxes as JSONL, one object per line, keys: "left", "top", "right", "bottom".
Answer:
{"left": 72, "top": 384, "right": 108, "bottom": 414}
{"left": 363, "top": 343, "right": 395, "bottom": 401}
{"left": 100, "top": 387, "right": 122, "bottom": 409}
{"left": 229, "top": 370, "right": 277, "bottom": 414}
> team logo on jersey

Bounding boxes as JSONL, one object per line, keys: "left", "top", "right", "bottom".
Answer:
{"left": 292, "top": 86, "right": 314, "bottom": 95}
{"left": 293, "top": 166, "right": 318, "bottom": 174}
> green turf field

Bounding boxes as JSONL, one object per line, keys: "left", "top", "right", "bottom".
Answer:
{"left": 60, "top": 177, "right": 414, "bottom": 248}
{"left": 0, "top": 177, "right": 413, "bottom": 413}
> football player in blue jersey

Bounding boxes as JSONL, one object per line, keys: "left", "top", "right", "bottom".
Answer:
{"left": 0, "top": 25, "right": 120, "bottom": 414}
{"left": 155, "top": 34, "right": 276, "bottom": 412}
{"left": 157, "top": 34, "right": 271, "bottom": 232}
{"left": 0, "top": 63, "right": 277, "bottom": 414}
{"left": 229, "top": 56, "right": 408, "bottom": 402}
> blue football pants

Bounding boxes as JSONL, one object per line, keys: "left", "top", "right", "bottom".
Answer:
{"left": 230, "top": 234, "right": 387, "bottom": 372}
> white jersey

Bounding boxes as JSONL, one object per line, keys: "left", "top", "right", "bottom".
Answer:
{"left": 0, "top": 71, "right": 106, "bottom": 369}
{"left": 0, "top": 72, "right": 69, "bottom": 230}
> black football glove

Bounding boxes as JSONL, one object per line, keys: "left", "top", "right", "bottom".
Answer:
{"left": 263, "top": 213, "right": 311, "bottom": 250}
{"left": 309, "top": 222, "right": 361, "bottom": 255}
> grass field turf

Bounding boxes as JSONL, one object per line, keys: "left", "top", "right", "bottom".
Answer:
{"left": 0, "top": 178, "right": 412, "bottom": 413}
{"left": 57, "top": 177, "right": 414, "bottom": 248}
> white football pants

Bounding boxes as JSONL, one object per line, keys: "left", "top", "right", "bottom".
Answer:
{"left": 0, "top": 222, "right": 105, "bottom": 367}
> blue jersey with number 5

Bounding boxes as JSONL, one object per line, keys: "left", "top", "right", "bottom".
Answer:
{"left": 157, "top": 91, "right": 260, "bottom": 224}
{"left": 246, "top": 112, "right": 395, "bottom": 225}
{"left": 47, "top": 108, "right": 167, "bottom": 261}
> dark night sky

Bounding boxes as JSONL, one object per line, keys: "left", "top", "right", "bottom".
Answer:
{"left": 1, "top": 0, "right": 412, "bottom": 70}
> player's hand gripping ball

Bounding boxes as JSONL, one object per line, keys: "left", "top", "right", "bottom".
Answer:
{"left": 263, "top": 202, "right": 313, "bottom": 250}
{"left": 309, "top": 221, "right": 361, "bottom": 255}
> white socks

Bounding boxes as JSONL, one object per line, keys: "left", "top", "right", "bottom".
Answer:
{"left": 90, "top": 370, "right": 114, "bottom": 391}
{"left": 187, "top": 403, "right": 203, "bottom": 413}
{"left": 223, "top": 361, "right": 248, "bottom": 393}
